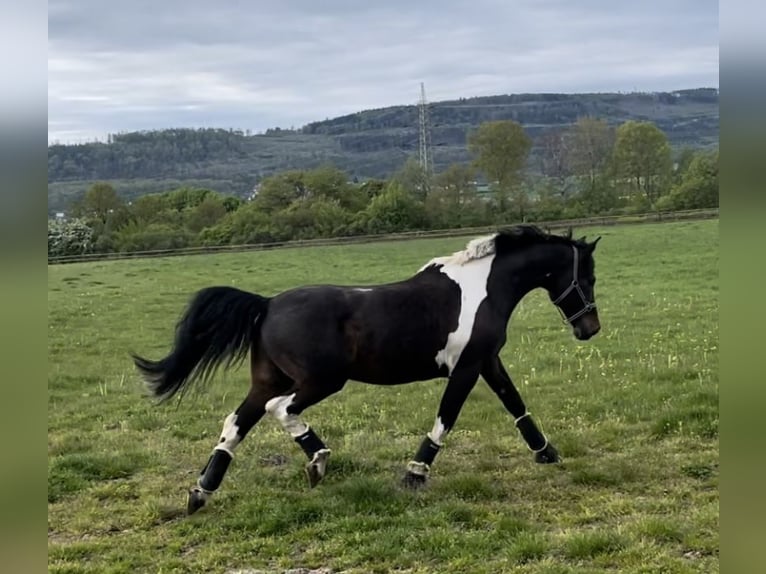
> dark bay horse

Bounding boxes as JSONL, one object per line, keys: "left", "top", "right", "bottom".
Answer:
{"left": 132, "top": 225, "right": 601, "bottom": 514}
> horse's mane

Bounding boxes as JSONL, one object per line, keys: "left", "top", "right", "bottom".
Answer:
{"left": 494, "top": 225, "right": 583, "bottom": 255}
{"left": 420, "top": 225, "right": 581, "bottom": 270}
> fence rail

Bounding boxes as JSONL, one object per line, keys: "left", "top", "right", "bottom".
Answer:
{"left": 48, "top": 208, "right": 719, "bottom": 265}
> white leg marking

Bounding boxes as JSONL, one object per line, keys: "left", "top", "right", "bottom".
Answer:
{"left": 265, "top": 393, "right": 309, "bottom": 437}
{"left": 407, "top": 461, "right": 430, "bottom": 476}
{"left": 309, "top": 449, "right": 331, "bottom": 471}
{"left": 213, "top": 411, "right": 240, "bottom": 456}
{"left": 433, "top": 254, "right": 496, "bottom": 374}
{"left": 191, "top": 485, "right": 213, "bottom": 502}
{"left": 427, "top": 416, "right": 448, "bottom": 446}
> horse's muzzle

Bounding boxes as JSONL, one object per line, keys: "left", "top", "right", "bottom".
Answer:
{"left": 573, "top": 315, "right": 601, "bottom": 341}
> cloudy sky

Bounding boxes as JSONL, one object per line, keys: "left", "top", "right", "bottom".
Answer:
{"left": 48, "top": 0, "right": 719, "bottom": 144}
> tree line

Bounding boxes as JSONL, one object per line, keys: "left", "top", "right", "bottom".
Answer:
{"left": 48, "top": 128, "right": 249, "bottom": 181}
{"left": 48, "top": 118, "right": 718, "bottom": 258}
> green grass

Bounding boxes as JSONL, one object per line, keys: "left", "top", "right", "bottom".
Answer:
{"left": 48, "top": 219, "right": 719, "bottom": 573}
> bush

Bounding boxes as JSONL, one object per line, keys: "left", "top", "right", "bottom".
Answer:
{"left": 273, "top": 198, "right": 354, "bottom": 240}
{"left": 48, "top": 218, "right": 93, "bottom": 257}
{"left": 360, "top": 182, "right": 428, "bottom": 234}
{"left": 198, "top": 220, "right": 235, "bottom": 246}
{"left": 657, "top": 150, "right": 718, "bottom": 210}
{"left": 114, "top": 222, "right": 194, "bottom": 252}
{"left": 185, "top": 194, "right": 228, "bottom": 232}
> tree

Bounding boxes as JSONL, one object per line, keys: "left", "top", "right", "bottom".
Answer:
{"left": 222, "top": 195, "right": 242, "bottom": 213}
{"left": 211, "top": 201, "right": 275, "bottom": 244}
{"left": 613, "top": 121, "right": 673, "bottom": 205}
{"left": 130, "top": 194, "right": 169, "bottom": 225}
{"left": 427, "top": 163, "right": 482, "bottom": 227}
{"left": 72, "top": 182, "right": 123, "bottom": 225}
{"left": 577, "top": 177, "right": 620, "bottom": 214}
{"left": 253, "top": 171, "right": 307, "bottom": 214}
{"left": 186, "top": 194, "right": 228, "bottom": 233}
{"left": 538, "top": 128, "right": 572, "bottom": 196}
{"left": 566, "top": 117, "right": 615, "bottom": 195}
{"left": 356, "top": 181, "right": 427, "bottom": 234}
{"left": 302, "top": 165, "right": 367, "bottom": 211}
{"left": 273, "top": 197, "right": 354, "bottom": 240}
{"left": 673, "top": 147, "right": 697, "bottom": 185}
{"left": 68, "top": 181, "right": 130, "bottom": 253}
{"left": 165, "top": 187, "right": 211, "bottom": 212}
{"left": 529, "top": 179, "right": 565, "bottom": 221}
{"left": 508, "top": 180, "right": 533, "bottom": 223}
{"left": 391, "top": 157, "right": 430, "bottom": 202}
{"left": 467, "top": 120, "right": 531, "bottom": 212}
{"left": 657, "top": 149, "right": 718, "bottom": 210}
{"left": 359, "top": 179, "right": 387, "bottom": 200}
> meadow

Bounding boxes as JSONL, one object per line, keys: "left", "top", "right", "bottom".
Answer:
{"left": 48, "top": 219, "right": 719, "bottom": 573}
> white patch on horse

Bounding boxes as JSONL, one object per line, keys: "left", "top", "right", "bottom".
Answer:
{"left": 427, "top": 417, "right": 448, "bottom": 445}
{"left": 213, "top": 412, "right": 240, "bottom": 456}
{"left": 265, "top": 393, "right": 309, "bottom": 437}
{"left": 432, "top": 250, "right": 496, "bottom": 374}
{"left": 354, "top": 288, "right": 373, "bottom": 292}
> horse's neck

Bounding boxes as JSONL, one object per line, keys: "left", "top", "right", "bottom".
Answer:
{"left": 493, "top": 244, "right": 562, "bottom": 318}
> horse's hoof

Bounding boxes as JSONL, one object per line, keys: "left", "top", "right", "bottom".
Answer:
{"left": 186, "top": 488, "right": 208, "bottom": 515}
{"left": 402, "top": 471, "right": 427, "bottom": 489}
{"left": 534, "top": 443, "right": 561, "bottom": 464}
{"left": 305, "top": 449, "right": 330, "bottom": 488}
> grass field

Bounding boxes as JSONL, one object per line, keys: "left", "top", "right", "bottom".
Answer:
{"left": 48, "top": 219, "right": 719, "bottom": 573}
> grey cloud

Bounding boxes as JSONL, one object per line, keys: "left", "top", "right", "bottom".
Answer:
{"left": 48, "top": 0, "right": 718, "bottom": 143}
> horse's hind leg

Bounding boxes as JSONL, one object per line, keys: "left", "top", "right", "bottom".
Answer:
{"left": 187, "top": 351, "right": 287, "bottom": 515}
{"left": 186, "top": 389, "right": 267, "bottom": 514}
{"left": 265, "top": 379, "right": 345, "bottom": 488}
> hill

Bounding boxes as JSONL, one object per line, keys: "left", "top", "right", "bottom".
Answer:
{"left": 48, "top": 88, "right": 719, "bottom": 213}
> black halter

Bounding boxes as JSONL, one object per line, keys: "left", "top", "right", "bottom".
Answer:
{"left": 552, "top": 245, "right": 596, "bottom": 324}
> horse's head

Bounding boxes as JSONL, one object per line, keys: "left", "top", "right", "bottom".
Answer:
{"left": 544, "top": 235, "right": 601, "bottom": 341}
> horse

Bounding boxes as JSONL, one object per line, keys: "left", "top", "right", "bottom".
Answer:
{"left": 132, "top": 224, "right": 601, "bottom": 515}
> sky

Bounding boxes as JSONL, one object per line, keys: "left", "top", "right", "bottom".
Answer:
{"left": 47, "top": 0, "right": 719, "bottom": 144}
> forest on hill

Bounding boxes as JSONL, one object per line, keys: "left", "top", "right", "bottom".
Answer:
{"left": 48, "top": 88, "right": 718, "bottom": 213}
{"left": 49, "top": 115, "right": 718, "bottom": 258}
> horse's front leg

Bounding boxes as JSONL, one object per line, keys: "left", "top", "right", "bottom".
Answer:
{"left": 481, "top": 355, "right": 561, "bottom": 463}
{"left": 402, "top": 362, "right": 481, "bottom": 488}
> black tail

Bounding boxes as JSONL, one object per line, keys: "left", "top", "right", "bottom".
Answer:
{"left": 132, "top": 286, "right": 269, "bottom": 402}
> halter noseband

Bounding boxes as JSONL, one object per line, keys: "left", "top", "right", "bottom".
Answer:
{"left": 551, "top": 245, "right": 596, "bottom": 324}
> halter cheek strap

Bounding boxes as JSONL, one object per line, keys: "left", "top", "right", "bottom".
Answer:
{"left": 552, "top": 245, "right": 596, "bottom": 324}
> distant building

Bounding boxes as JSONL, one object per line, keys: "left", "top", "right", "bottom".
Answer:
{"left": 471, "top": 181, "right": 495, "bottom": 202}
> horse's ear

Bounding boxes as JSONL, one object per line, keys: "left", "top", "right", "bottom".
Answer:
{"left": 577, "top": 235, "right": 587, "bottom": 243}
{"left": 565, "top": 227, "right": 573, "bottom": 240}
{"left": 588, "top": 236, "right": 602, "bottom": 252}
